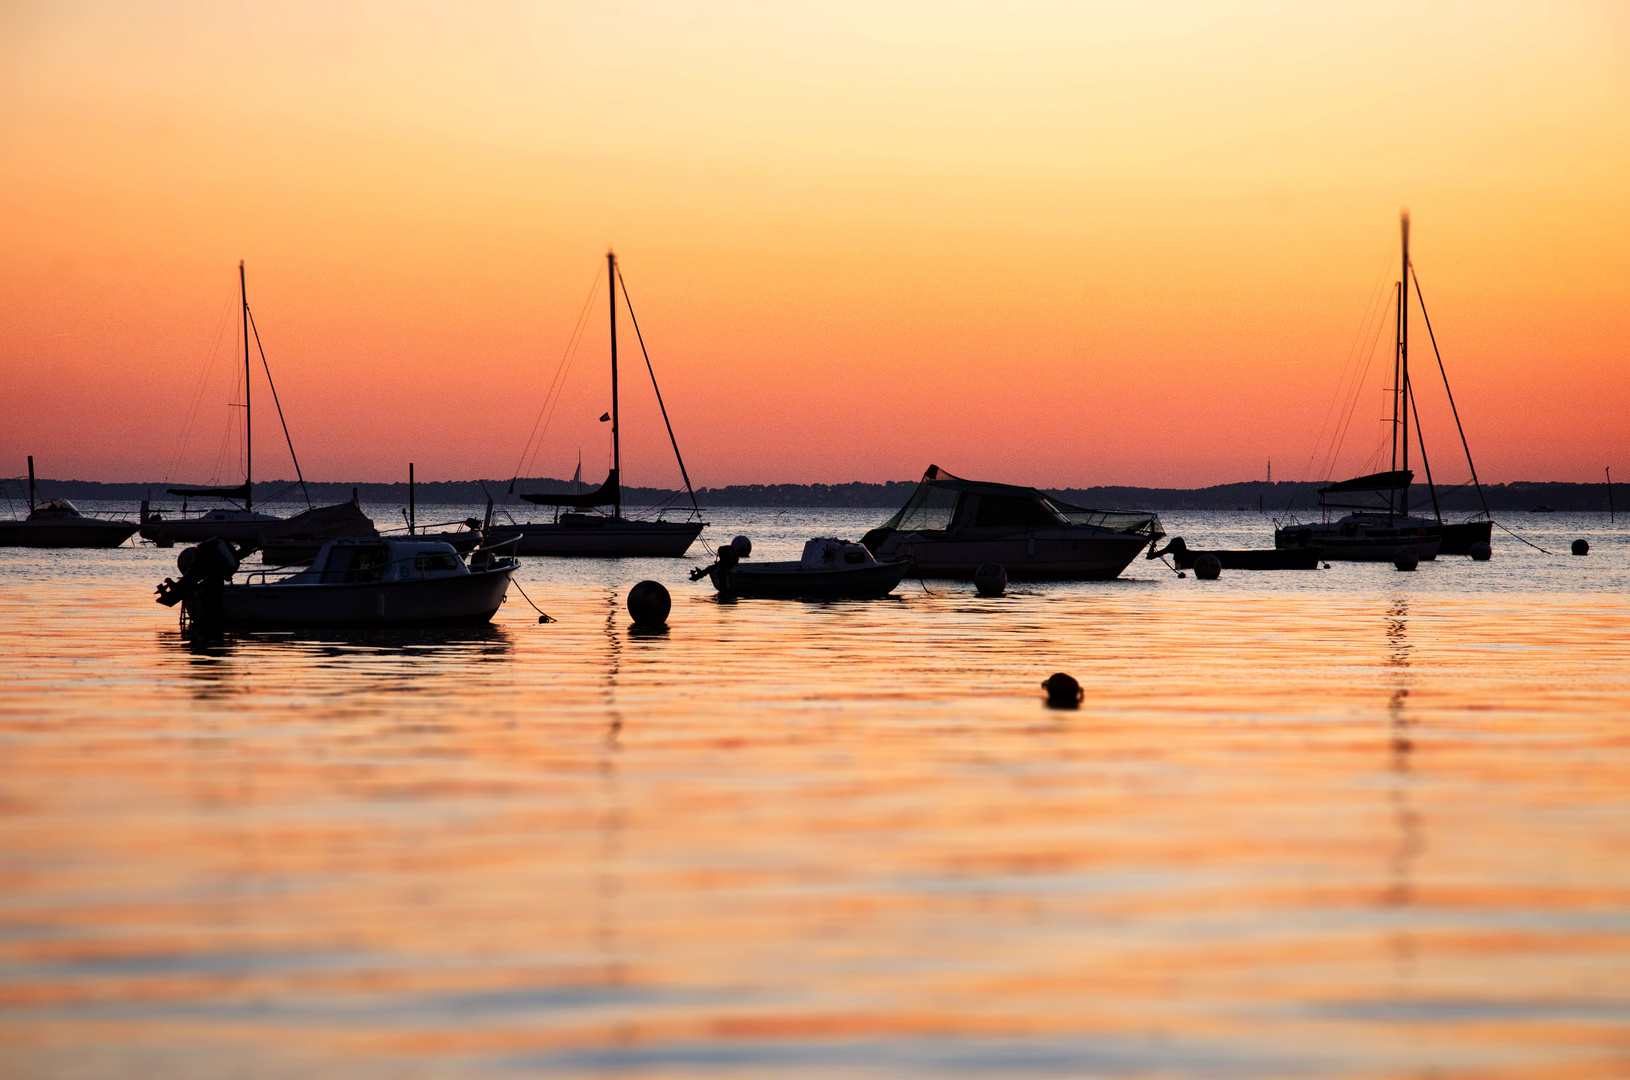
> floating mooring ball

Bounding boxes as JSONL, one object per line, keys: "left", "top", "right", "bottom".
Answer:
{"left": 1044, "top": 672, "right": 1083, "bottom": 709}
{"left": 974, "top": 562, "right": 1007, "bottom": 596}
{"left": 1572, "top": 538, "right": 1589, "bottom": 556}
{"left": 732, "top": 534, "right": 753, "bottom": 557}
{"left": 1469, "top": 541, "right": 1492, "bottom": 562}
{"left": 1193, "top": 553, "right": 1222, "bottom": 580}
{"left": 627, "top": 580, "right": 671, "bottom": 627}
{"left": 1394, "top": 549, "right": 1419, "bottom": 571}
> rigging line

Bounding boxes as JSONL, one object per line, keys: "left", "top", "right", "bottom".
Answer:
{"left": 1494, "top": 519, "right": 1552, "bottom": 555}
{"left": 246, "top": 306, "right": 312, "bottom": 509}
{"left": 1406, "top": 372, "right": 1442, "bottom": 524}
{"left": 511, "top": 265, "right": 602, "bottom": 490}
{"left": 168, "top": 298, "right": 235, "bottom": 483}
{"left": 1304, "top": 250, "right": 1395, "bottom": 482}
{"left": 1410, "top": 265, "right": 1489, "bottom": 518}
{"left": 1323, "top": 283, "right": 1396, "bottom": 482}
{"left": 616, "top": 265, "right": 699, "bottom": 514}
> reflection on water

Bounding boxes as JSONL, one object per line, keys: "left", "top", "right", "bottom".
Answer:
{"left": 0, "top": 513, "right": 1627, "bottom": 1079}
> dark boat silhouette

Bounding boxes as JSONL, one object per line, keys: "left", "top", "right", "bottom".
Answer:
{"left": 1151, "top": 536, "right": 1321, "bottom": 570}
{"left": 0, "top": 457, "right": 139, "bottom": 548}
{"left": 490, "top": 252, "right": 706, "bottom": 557}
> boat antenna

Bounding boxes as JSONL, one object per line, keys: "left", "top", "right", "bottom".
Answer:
{"left": 1410, "top": 265, "right": 1489, "bottom": 520}
{"left": 616, "top": 262, "right": 701, "bottom": 514}
{"left": 608, "top": 249, "right": 620, "bottom": 521}
{"left": 27, "top": 455, "right": 36, "bottom": 511}
{"left": 245, "top": 303, "right": 312, "bottom": 509}
{"left": 1609, "top": 467, "right": 1615, "bottom": 523}
{"left": 241, "top": 261, "right": 252, "bottom": 512}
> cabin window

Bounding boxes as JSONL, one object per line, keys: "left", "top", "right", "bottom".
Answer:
{"left": 415, "top": 552, "right": 459, "bottom": 572}
{"left": 974, "top": 495, "right": 1058, "bottom": 528}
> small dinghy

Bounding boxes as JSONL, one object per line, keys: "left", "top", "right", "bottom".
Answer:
{"left": 691, "top": 536, "right": 910, "bottom": 599}
{"left": 156, "top": 536, "right": 518, "bottom": 628}
{"left": 1151, "top": 537, "right": 1322, "bottom": 571}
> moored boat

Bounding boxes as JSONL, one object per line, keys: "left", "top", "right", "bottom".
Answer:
{"left": 692, "top": 537, "right": 910, "bottom": 599}
{"left": 1151, "top": 536, "right": 1322, "bottom": 570}
{"left": 494, "top": 251, "right": 706, "bottom": 557}
{"left": 156, "top": 536, "right": 518, "bottom": 628}
{"left": 0, "top": 457, "right": 139, "bottom": 548}
{"left": 862, "top": 466, "right": 1164, "bottom": 580}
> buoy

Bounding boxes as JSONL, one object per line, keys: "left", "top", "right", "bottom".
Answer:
{"left": 1572, "top": 539, "right": 1589, "bottom": 556}
{"left": 1469, "top": 541, "right": 1491, "bottom": 561}
{"left": 1394, "top": 549, "right": 1419, "bottom": 571}
{"left": 1193, "top": 553, "right": 1221, "bottom": 580}
{"left": 732, "top": 534, "right": 752, "bottom": 557}
{"left": 974, "top": 562, "right": 1007, "bottom": 596}
{"left": 627, "top": 580, "right": 671, "bottom": 627}
{"left": 1043, "top": 672, "right": 1082, "bottom": 709}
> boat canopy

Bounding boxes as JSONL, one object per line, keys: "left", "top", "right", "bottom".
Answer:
{"left": 167, "top": 483, "right": 252, "bottom": 500}
{"left": 1318, "top": 470, "right": 1412, "bottom": 495}
{"left": 519, "top": 469, "right": 619, "bottom": 508}
{"left": 259, "top": 500, "right": 376, "bottom": 543}
{"left": 881, "top": 465, "right": 1164, "bottom": 539}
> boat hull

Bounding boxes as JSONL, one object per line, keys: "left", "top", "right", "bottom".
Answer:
{"left": 0, "top": 521, "right": 139, "bottom": 548}
{"left": 1438, "top": 520, "right": 1493, "bottom": 556}
{"left": 1275, "top": 526, "right": 1441, "bottom": 562}
{"left": 875, "top": 530, "right": 1149, "bottom": 580}
{"left": 184, "top": 565, "right": 515, "bottom": 627}
{"left": 712, "top": 560, "right": 910, "bottom": 599}
{"left": 488, "top": 518, "right": 704, "bottom": 557}
{"left": 1171, "top": 546, "right": 1323, "bottom": 571}
{"left": 140, "top": 517, "right": 281, "bottom": 545}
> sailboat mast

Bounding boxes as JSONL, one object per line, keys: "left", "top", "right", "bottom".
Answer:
{"left": 1390, "top": 280, "right": 1401, "bottom": 518}
{"left": 1399, "top": 211, "right": 1410, "bottom": 518}
{"left": 241, "top": 260, "right": 252, "bottom": 512}
{"left": 26, "top": 455, "right": 35, "bottom": 511}
{"left": 608, "top": 249, "right": 621, "bottom": 521}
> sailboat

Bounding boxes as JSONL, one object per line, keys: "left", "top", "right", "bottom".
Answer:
{"left": 140, "top": 262, "right": 285, "bottom": 546}
{"left": 0, "top": 456, "right": 140, "bottom": 548}
{"left": 489, "top": 252, "right": 707, "bottom": 557}
{"left": 1275, "top": 212, "right": 1492, "bottom": 560}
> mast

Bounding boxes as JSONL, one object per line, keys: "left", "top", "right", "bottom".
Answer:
{"left": 1399, "top": 211, "right": 1410, "bottom": 518}
{"left": 408, "top": 462, "right": 415, "bottom": 534}
{"left": 608, "top": 249, "right": 621, "bottom": 521}
{"left": 26, "top": 455, "right": 35, "bottom": 511}
{"left": 1390, "top": 281, "right": 1402, "bottom": 518}
{"left": 241, "top": 260, "right": 252, "bottom": 512}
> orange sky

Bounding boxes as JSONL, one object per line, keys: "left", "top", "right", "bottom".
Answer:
{"left": 3, "top": 2, "right": 1627, "bottom": 489}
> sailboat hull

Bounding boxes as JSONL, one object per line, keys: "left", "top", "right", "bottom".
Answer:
{"left": 487, "top": 517, "right": 705, "bottom": 557}
{"left": 186, "top": 566, "right": 515, "bottom": 627}
{"left": 1275, "top": 525, "right": 1441, "bottom": 562}
{"left": 1438, "top": 520, "right": 1493, "bottom": 556}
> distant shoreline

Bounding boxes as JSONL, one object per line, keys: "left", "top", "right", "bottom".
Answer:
{"left": 3, "top": 477, "right": 1617, "bottom": 514}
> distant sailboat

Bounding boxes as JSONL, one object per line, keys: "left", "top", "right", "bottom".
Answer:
{"left": 489, "top": 252, "right": 707, "bottom": 557}
{"left": 1276, "top": 212, "right": 1492, "bottom": 560}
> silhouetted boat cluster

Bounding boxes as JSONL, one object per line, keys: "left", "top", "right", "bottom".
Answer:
{"left": 2, "top": 217, "right": 1520, "bottom": 627}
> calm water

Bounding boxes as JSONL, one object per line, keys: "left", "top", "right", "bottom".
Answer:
{"left": 1, "top": 509, "right": 1626, "bottom": 1079}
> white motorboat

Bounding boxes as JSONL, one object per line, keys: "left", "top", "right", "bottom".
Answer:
{"left": 862, "top": 466, "right": 1164, "bottom": 580}
{"left": 0, "top": 457, "right": 140, "bottom": 548}
{"left": 156, "top": 536, "right": 518, "bottom": 628}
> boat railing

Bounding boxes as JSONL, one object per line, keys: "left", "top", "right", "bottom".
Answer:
{"left": 237, "top": 539, "right": 519, "bottom": 585}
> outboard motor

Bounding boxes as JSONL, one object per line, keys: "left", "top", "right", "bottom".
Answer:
{"left": 155, "top": 538, "right": 248, "bottom": 618}
{"left": 688, "top": 543, "right": 741, "bottom": 583}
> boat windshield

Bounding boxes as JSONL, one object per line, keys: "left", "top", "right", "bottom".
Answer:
{"left": 880, "top": 483, "right": 961, "bottom": 533}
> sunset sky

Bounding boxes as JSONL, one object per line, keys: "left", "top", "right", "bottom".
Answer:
{"left": 3, "top": 1, "right": 1627, "bottom": 490}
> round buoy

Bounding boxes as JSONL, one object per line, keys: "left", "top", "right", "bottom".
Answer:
{"left": 627, "top": 580, "right": 671, "bottom": 627}
{"left": 1043, "top": 672, "right": 1082, "bottom": 709}
{"left": 1469, "top": 541, "right": 1491, "bottom": 561}
{"left": 732, "top": 534, "right": 752, "bottom": 558}
{"left": 1193, "top": 553, "right": 1221, "bottom": 580}
{"left": 974, "top": 562, "right": 1007, "bottom": 596}
{"left": 1572, "top": 538, "right": 1589, "bottom": 556}
{"left": 1394, "top": 549, "right": 1419, "bottom": 571}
